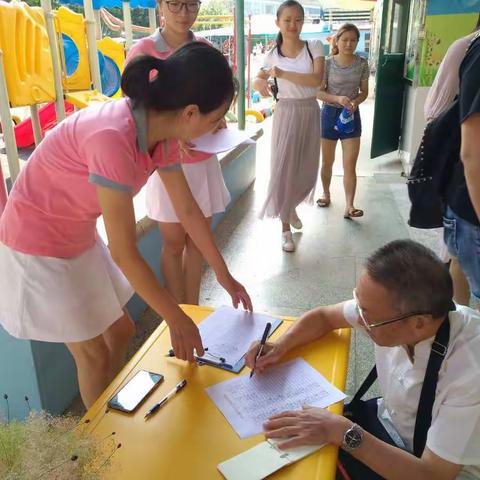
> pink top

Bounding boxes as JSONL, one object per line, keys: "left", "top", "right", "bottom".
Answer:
{"left": 126, "top": 29, "right": 211, "bottom": 166}
{"left": 424, "top": 35, "right": 473, "bottom": 121}
{"left": 0, "top": 98, "right": 176, "bottom": 258}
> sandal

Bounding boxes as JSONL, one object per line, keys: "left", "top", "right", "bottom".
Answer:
{"left": 316, "top": 195, "right": 331, "bottom": 208}
{"left": 344, "top": 208, "right": 364, "bottom": 219}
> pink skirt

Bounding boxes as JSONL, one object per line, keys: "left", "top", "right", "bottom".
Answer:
{"left": 260, "top": 98, "right": 321, "bottom": 223}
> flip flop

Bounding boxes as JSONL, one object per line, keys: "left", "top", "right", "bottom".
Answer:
{"left": 316, "top": 196, "right": 331, "bottom": 207}
{"left": 344, "top": 208, "right": 364, "bottom": 219}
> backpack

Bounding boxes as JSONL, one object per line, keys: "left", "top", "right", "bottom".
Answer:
{"left": 407, "top": 99, "right": 461, "bottom": 229}
{"left": 407, "top": 32, "right": 480, "bottom": 229}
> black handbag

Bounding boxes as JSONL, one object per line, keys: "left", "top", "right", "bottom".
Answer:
{"left": 407, "top": 99, "right": 461, "bottom": 229}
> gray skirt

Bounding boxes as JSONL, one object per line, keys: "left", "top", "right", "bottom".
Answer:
{"left": 260, "top": 97, "right": 321, "bottom": 222}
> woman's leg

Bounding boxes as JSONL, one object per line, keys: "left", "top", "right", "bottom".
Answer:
{"left": 341, "top": 137, "right": 362, "bottom": 216}
{"left": 318, "top": 139, "right": 337, "bottom": 205}
{"left": 158, "top": 222, "right": 187, "bottom": 303}
{"left": 102, "top": 311, "right": 136, "bottom": 379}
{"left": 66, "top": 335, "right": 112, "bottom": 409}
{"left": 183, "top": 217, "right": 212, "bottom": 305}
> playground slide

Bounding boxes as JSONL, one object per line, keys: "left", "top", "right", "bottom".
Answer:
{"left": 14, "top": 102, "right": 74, "bottom": 148}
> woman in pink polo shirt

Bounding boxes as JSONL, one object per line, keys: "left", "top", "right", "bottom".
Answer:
{"left": 126, "top": 0, "right": 230, "bottom": 305}
{"left": 0, "top": 43, "right": 251, "bottom": 409}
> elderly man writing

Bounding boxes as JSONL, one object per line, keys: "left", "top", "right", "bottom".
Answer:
{"left": 246, "top": 240, "right": 480, "bottom": 480}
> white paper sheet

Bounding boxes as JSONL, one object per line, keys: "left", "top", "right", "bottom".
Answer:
{"left": 218, "top": 439, "right": 325, "bottom": 480}
{"left": 206, "top": 358, "right": 346, "bottom": 438}
{"left": 197, "top": 306, "right": 279, "bottom": 367}
{"left": 191, "top": 128, "right": 254, "bottom": 154}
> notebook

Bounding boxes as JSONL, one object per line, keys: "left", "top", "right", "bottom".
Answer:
{"left": 217, "top": 438, "right": 325, "bottom": 480}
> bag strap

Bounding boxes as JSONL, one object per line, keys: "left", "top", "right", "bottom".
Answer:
{"left": 351, "top": 365, "right": 377, "bottom": 404}
{"left": 305, "top": 40, "right": 314, "bottom": 62}
{"left": 351, "top": 317, "right": 450, "bottom": 457}
{"left": 413, "top": 317, "right": 450, "bottom": 457}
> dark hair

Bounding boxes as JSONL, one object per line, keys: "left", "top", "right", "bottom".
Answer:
{"left": 365, "top": 239, "right": 454, "bottom": 318}
{"left": 121, "top": 42, "right": 237, "bottom": 113}
{"left": 332, "top": 23, "right": 360, "bottom": 55}
{"left": 275, "top": 0, "right": 304, "bottom": 57}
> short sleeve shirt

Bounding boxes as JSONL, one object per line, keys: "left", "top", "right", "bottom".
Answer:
{"left": 343, "top": 300, "right": 480, "bottom": 478}
{"left": 262, "top": 39, "right": 324, "bottom": 99}
{"left": 447, "top": 35, "right": 480, "bottom": 226}
{"left": 323, "top": 55, "right": 369, "bottom": 106}
{"left": 0, "top": 98, "right": 172, "bottom": 258}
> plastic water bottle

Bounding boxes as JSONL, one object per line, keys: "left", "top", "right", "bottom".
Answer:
{"left": 334, "top": 107, "right": 355, "bottom": 134}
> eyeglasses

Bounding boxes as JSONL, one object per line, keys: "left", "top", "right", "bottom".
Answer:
{"left": 352, "top": 289, "right": 430, "bottom": 331}
{"left": 165, "top": 1, "right": 201, "bottom": 13}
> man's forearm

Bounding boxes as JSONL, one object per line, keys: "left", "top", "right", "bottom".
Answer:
{"left": 461, "top": 114, "right": 480, "bottom": 220}
{"left": 463, "top": 160, "right": 480, "bottom": 221}
{"left": 275, "top": 307, "right": 336, "bottom": 354}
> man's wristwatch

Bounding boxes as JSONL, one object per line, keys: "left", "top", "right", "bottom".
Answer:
{"left": 341, "top": 423, "right": 364, "bottom": 452}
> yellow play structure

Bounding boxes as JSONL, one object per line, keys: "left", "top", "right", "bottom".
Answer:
{"left": 0, "top": 0, "right": 128, "bottom": 183}
{"left": 0, "top": 2, "right": 55, "bottom": 106}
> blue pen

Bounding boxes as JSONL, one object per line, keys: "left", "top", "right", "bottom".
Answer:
{"left": 144, "top": 379, "right": 187, "bottom": 419}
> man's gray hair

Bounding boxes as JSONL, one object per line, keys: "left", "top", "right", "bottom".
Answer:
{"left": 365, "top": 239, "right": 454, "bottom": 318}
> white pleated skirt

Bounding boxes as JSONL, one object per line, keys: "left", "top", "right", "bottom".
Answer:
{"left": 0, "top": 238, "right": 134, "bottom": 343}
{"left": 146, "top": 156, "right": 231, "bottom": 222}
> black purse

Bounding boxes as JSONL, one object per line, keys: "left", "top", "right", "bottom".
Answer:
{"left": 407, "top": 99, "right": 461, "bottom": 229}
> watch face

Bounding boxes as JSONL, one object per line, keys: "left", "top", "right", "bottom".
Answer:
{"left": 345, "top": 425, "right": 363, "bottom": 449}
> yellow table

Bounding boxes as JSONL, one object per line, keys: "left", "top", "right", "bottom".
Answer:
{"left": 84, "top": 305, "right": 351, "bottom": 479}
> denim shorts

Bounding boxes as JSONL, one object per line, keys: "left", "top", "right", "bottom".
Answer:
{"left": 321, "top": 104, "right": 362, "bottom": 141}
{"left": 443, "top": 205, "right": 480, "bottom": 301}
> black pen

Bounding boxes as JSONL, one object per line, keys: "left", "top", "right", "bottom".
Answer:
{"left": 144, "top": 379, "right": 187, "bottom": 419}
{"left": 250, "top": 322, "right": 271, "bottom": 378}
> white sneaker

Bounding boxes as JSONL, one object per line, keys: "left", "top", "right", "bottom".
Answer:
{"left": 282, "top": 231, "right": 296, "bottom": 252}
{"left": 290, "top": 211, "right": 302, "bottom": 230}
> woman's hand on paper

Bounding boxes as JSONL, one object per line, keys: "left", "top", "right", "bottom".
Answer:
{"left": 263, "top": 406, "right": 352, "bottom": 449}
{"left": 216, "top": 271, "right": 253, "bottom": 311}
{"left": 167, "top": 311, "right": 204, "bottom": 362}
{"left": 245, "top": 341, "right": 284, "bottom": 373}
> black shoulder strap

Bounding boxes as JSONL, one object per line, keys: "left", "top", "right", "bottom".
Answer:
{"left": 413, "top": 317, "right": 450, "bottom": 457}
{"left": 305, "top": 40, "right": 314, "bottom": 62}
{"left": 351, "top": 318, "right": 450, "bottom": 458}
{"left": 351, "top": 365, "right": 377, "bottom": 404}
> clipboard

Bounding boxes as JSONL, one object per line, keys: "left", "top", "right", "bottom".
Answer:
{"left": 195, "top": 317, "right": 282, "bottom": 373}
{"left": 167, "top": 316, "right": 283, "bottom": 374}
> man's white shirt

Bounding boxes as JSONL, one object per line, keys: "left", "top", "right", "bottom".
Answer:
{"left": 343, "top": 301, "right": 480, "bottom": 479}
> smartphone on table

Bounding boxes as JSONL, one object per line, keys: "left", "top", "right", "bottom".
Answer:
{"left": 108, "top": 370, "right": 164, "bottom": 413}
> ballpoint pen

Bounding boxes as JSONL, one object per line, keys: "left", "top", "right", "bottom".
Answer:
{"left": 250, "top": 322, "right": 271, "bottom": 378}
{"left": 144, "top": 379, "right": 187, "bottom": 419}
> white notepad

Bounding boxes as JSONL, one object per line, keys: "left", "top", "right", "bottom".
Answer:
{"left": 218, "top": 439, "right": 325, "bottom": 480}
